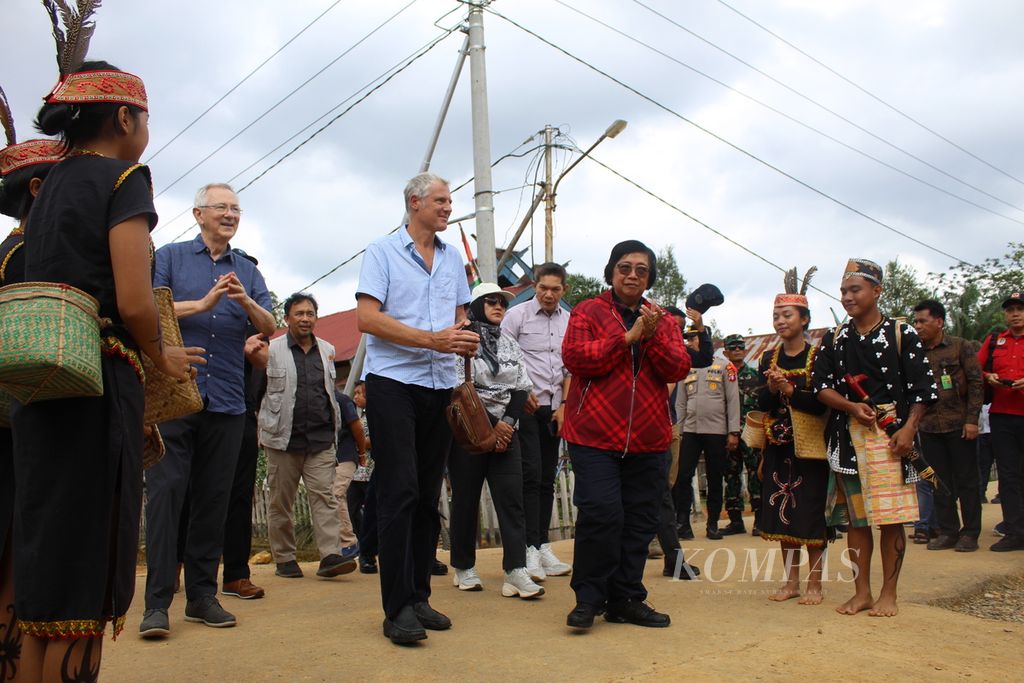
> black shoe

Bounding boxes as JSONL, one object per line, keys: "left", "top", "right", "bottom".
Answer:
{"left": 412, "top": 602, "right": 452, "bottom": 630}
{"left": 751, "top": 526, "right": 761, "bottom": 537}
{"left": 383, "top": 605, "right": 427, "bottom": 644}
{"left": 955, "top": 536, "right": 979, "bottom": 552}
{"left": 720, "top": 522, "right": 747, "bottom": 536}
{"left": 183, "top": 595, "right": 236, "bottom": 628}
{"left": 990, "top": 535, "right": 1024, "bottom": 552}
{"left": 359, "top": 556, "right": 378, "bottom": 574}
{"left": 605, "top": 600, "right": 671, "bottom": 628}
{"left": 927, "top": 534, "right": 958, "bottom": 551}
{"left": 566, "top": 603, "right": 599, "bottom": 630}
{"left": 317, "top": 553, "right": 357, "bottom": 578}
{"left": 663, "top": 562, "right": 700, "bottom": 580}
{"left": 275, "top": 560, "right": 304, "bottom": 578}
{"left": 677, "top": 525, "right": 695, "bottom": 540}
{"left": 706, "top": 526, "right": 723, "bottom": 540}
{"left": 431, "top": 559, "right": 449, "bottom": 576}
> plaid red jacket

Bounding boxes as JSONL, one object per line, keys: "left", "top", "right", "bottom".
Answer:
{"left": 562, "top": 291, "right": 691, "bottom": 454}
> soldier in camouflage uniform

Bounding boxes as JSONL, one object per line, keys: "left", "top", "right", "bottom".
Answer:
{"left": 722, "top": 334, "right": 763, "bottom": 535}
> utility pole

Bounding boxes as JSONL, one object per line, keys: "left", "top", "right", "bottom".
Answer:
{"left": 467, "top": 2, "right": 497, "bottom": 283}
{"left": 543, "top": 125, "right": 554, "bottom": 263}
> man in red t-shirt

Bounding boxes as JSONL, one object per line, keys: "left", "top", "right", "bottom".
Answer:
{"left": 978, "top": 291, "right": 1024, "bottom": 551}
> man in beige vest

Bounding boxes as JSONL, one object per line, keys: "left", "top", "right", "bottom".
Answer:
{"left": 259, "top": 293, "right": 353, "bottom": 579}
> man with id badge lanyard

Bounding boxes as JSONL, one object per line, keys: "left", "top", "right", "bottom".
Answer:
{"left": 912, "top": 300, "right": 984, "bottom": 552}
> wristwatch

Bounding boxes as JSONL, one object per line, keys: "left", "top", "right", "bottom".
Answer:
{"left": 728, "top": 431, "right": 741, "bottom": 437}
{"left": 501, "top": 415, "right": 518, "bottom": 429}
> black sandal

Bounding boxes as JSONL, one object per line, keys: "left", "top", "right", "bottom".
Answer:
{"left": 912, "top": 529, "right": 930, "bottom": 544}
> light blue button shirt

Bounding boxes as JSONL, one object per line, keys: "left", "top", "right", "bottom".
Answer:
{"left": 357, "top": 228, "right": 471, "bottom": 389}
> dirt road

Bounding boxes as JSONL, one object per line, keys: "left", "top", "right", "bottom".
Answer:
{"left": 105, "top": 505, "right": 1022, "bottom": 681}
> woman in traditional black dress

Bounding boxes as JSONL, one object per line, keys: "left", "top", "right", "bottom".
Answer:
{"left": 10, "top": 33, "right": 204, "bottom": 679}
{"left": 758, "top": 268, "right": 830, "bottom": 605}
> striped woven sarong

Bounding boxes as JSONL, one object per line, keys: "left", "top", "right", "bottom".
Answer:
{"left": 827, "top": 417, "right": 919, "bottom": 527}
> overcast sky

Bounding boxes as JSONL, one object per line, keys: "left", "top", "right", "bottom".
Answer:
{"left": 4, "top": 0, "right": 1022, "bottom": 335}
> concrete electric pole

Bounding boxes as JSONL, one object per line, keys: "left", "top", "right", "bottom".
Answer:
{"left": 467, "top": 2, "right": 497, "bottom": 283}
{"left": 543, "top": 125, "right": 554, "bottom": 263}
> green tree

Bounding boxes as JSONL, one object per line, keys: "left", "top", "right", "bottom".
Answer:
{"left": 649, "top": 245, "right": 688, "bottom": 308}
{"left": 932, "top": 241, "right": 1024, "bottom": 340}
{"left": 564, "top": 272, "right": 604, "bottom": 306}
{"left": 879, "top": 258, "right": 932, "bottom": 320}
{"left": 269, "top": 290, "right": 285, "bottom": 328}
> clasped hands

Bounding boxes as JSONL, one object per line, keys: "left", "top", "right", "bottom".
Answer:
{"left": 765, "top": 366, "right": 794, "bottom": 398}
{"left": 625, "top": 300, "right": 666, "bottom": 345}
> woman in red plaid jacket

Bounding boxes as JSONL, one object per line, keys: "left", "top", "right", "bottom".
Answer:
{"left": 561, "top": 240, "right": 691, "bottom": 631}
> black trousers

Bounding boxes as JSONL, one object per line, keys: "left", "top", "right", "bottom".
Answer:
{"left": 675, "top": 432, "right": 728, "bottom": 529}
{"left": 569, "top": 444, "right": 666, "bottom": 608}
{"left": 978, "top": 433, "right": 995, "bottom": 500}
{"left": 347, "top": 479, "right": 369, "bottom": 545}
{"left": 144, "top": 410, "right": 244, "bottom": 609}
{"left": 223, "top": 413, "right": 259, "bottom": 583}
{"left": 365, "top": 375, "right": 450, "bottom": 620}
{"left": 449, "top": 438, "right": 527, "bottom": 571}
{"left": 518, "top": 406, "right": 560, "bottom": 548}
{"left": 920, "top": 430, "right": 981, "bottom": 538}
{"left": 991, "top": 413, "right": 1024, "bottom": 538}
{"left": 357, "top": 473, "right": 379, "bottom": 558}
{"left": 655, "top": 449, "right": 683, "bottom": 570}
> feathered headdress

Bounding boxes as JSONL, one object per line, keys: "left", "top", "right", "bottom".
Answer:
{"left": 773, "top": 266, "right": 816, "bottom": 309}
{"left": 42, "top": 0, "right": 149, "bottom": 112}
{"left": 0, "top": 85, "right": 64, "bottom": 177}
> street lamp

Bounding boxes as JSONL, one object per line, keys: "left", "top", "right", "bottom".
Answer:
{"left": 496, "top": 119, "right": 627, "bottom": 274}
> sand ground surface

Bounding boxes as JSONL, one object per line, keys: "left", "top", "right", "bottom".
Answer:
{"left": 105, "top": 504, "right": 1023, "bottom": 682}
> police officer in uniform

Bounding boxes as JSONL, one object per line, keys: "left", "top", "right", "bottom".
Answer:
{"left": 721, "top": 334, "right": 763, "bottom": 536}
{"left": 673, "top": 354, "right": 741, "bottom": 539}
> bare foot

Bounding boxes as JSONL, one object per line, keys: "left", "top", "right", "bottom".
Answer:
{"left": 835, "top": 592, "right": 873, "bottom": 615}
{"left": 869, "top": 593, "right": 899, "bottom": 617}
{"left": 798, "top": 589, "right": 823, "bottom": 605}
{"left": 769, "top": 585, "right": 801, "bottom": 602}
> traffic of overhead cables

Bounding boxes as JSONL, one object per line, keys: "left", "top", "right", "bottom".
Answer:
{"left": 146, "top": 0, "right": 1018, "bottom": 305}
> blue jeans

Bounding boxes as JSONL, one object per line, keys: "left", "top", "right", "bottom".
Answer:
{"left": 914, "top": 479, "right": 935, "bottom": 533}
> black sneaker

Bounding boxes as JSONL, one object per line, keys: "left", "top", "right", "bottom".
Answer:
{"left": 412, "top": 602, "right": 452, "bottom": 630}
{"left": 383, "top": 604, "right": 427, "bottom": 644}
{"left": 676, "top": 525, "right": 695, "bottom": 540}
{"left": 359, "top": 556, "right": 378, "bottom": 574}
{"left": 706, "top": 526, "right": 723, "bottom": 540}
{"left": 566, "top": 603, "right": 600, "bottom": 630}
{"left": 184, "top": 595, "right": 236, "bottom": 628}
{"left": 990, "top": 535, "right": 1024, "bottom": 552}
{"left": 955, "top": 536, "right": 979, "bottom": 552}
{"left": 275, "top": 560, "right": 303, "bottom": 578}
{"left": 139, "top": 608, "right": 170, "bottom": 639}
{"left": 431, "top": 559, "right": 449, "bottom": 576}
{"left": 317, "top": 553, "right": 357, "bottom": 578}
{"left": 663, "top": 562, "right": 701, "bottom": 580}
{"left": 927, "top": 534, "right": 958, "bottom": 551}
{"left": 720, "top": 522, "right": 747, "bottom": 536}
{"left": 605, "top": 600, "right": 671, "bottom": 628}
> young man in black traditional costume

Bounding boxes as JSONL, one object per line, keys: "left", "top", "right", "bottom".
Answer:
{"left": 812, "top": 259, "right": 937, "bottom": 617}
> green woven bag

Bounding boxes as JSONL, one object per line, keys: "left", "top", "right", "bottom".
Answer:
{"left": 0, "top": 282, "right": 106, "bottom": 404}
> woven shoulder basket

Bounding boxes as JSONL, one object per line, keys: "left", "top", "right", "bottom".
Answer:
{"left": 0, "top": 282, "right": 105, "bottom": 404}
{"left": 741, "top": 410, "right": 766, "bottom": 450}
{"left": 791, "top": 408, "right": 827, "bottom": 460}
{"left": 142, "top": 287, "right": 203, "bottom": 424}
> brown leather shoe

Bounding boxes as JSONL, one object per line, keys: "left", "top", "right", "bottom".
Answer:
{"left": 223, "top": 578, "right": 266, "bottom": 600}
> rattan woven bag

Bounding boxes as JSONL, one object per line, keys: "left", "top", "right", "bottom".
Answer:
{"left": 142, "top": 287, "right": 203, "bottom": 424}
{"left": 0, "top": 282, "right": 106, "bottom": 403}
{"left": 741, "top": 410, "right": 766, "bottom": 450}
{"left": 790, "top": 408, "right": 827, "bottom": 460}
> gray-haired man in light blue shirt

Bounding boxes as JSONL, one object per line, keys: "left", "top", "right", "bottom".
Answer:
{"left": 356, "top": 172, "right": 478, "bottom": 645}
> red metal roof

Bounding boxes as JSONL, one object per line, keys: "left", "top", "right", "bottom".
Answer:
{"left": 716, "top": 326, "right": 831, "bottom": 365}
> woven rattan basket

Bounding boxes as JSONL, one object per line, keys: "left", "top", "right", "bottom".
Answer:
{"left": 143, "top": 424, "right": 166, "bottom": 470}
{"left": 142, "top": 287, "right": 203, "bottom": 424}
{"left": 791, "top": 408, "right": 827, "bottom": 460}
{"left": 741, "top": 410, "right": 766, "bottom": 450}
{"left": 0, "top": 282, "right": 105, "bottom": 403}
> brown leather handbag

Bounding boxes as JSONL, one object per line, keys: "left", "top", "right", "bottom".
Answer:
{"left": 446, "top": 356, "right": 497, "bottom": 454}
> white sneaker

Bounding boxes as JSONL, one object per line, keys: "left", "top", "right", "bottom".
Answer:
{"left": 453, "top": 567, "right": 483, "bottom": 591}
{"left": 539, "top": 543, "right": 572, "bottom": 576}
{"left": 525, "top": 546, "right": 546, "bottom": 582}
{"left": 501, "top": 567, "right": 545, "bottom": 599}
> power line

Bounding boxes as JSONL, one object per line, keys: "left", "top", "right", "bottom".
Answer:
{"left": 484, "top": 7, "right": 976, "bottom": 266}
{"left": 585, "top": 152, "right": 841, "bottom": 303}
{"left": 144, "top": 0, "right": 348, "bottom": 164}
{"left": 163, "top": 26, "right": 459, "bottom": 244}
{"left": 556, "top": 0, "right": 1024, "bottom": 223}
{"left": 715, "top": 0, "right": 1024, "bottom": 187}
{"left": 152, "top": 0, "right": 421, "bottom": 204}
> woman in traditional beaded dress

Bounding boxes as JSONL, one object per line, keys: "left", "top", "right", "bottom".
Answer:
{"left": 10, "top": 6, "right": 203, "bottom": 678}
{"left": 758, "top": 267, "right": 830, "bottom": 605}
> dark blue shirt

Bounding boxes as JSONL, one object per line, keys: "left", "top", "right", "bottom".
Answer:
{"left": 154, "top": 235, "right": 273, "bottom": 415}
{"left": 334, "top": 391, "right": 361, "bottom": 464}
